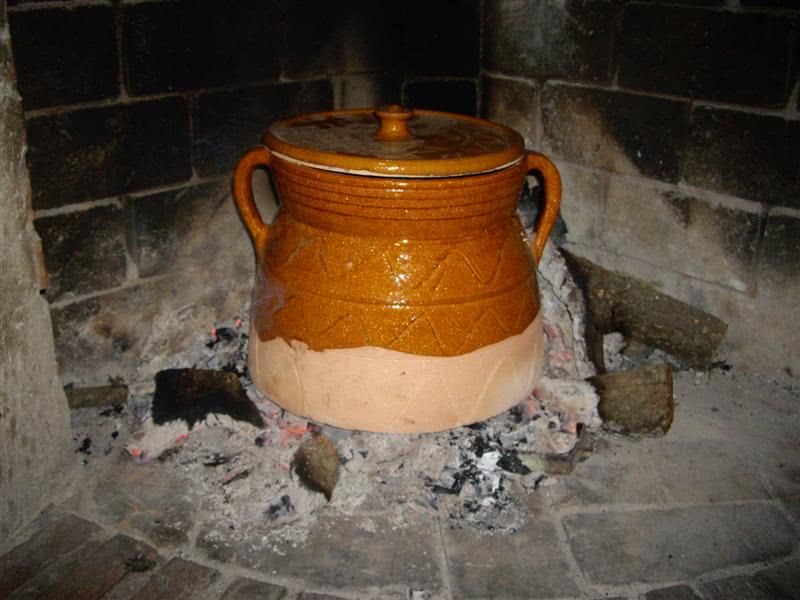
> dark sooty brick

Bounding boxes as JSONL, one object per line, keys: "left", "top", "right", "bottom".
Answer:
{"left": 50, "top": 281, "right": 161, "bottom": 383}
{"left": 7, "top": 0, "right": 75, "bottom": 4}
{"left": 34, "top": 205, "right": 126, "bottom": 302}
{"left": 123, "top": 0, "right": 282, "bottom": 95}
{"left": 481, "top": 76, "right": 539, "bottom": 145}
{"left": 542, "top": 84, "right": 690, "bottom": 182}
{"left": 618, "top": 5, "right": 793, "bottom": 107}
{"left": 404, "top": 0, "right": 480, "bottom": 77}
{"left": 483, "top": 0, "right": 614, "bottom": 84}
{"left": 683, "top": 107, "right": 800, "bottom": 208}
{"left": 131, "top": 181, "right": 230, "bottom": 278}
{"left": 404, "top": 80, "right": 477, "bottom": 116}
{"left": 760, "top": 213, "right": 800, "bottom": 298}
{"left": 284, "top": 0, "right": 402, "bottom": 78}
{"left": 27, "top": 97, "right": 191, "bottom": 209}
{"left": 9, "top": 6, "right": 118, "bottom": 110}
{"left": 194, "top": 80, "right": 332, "bottom": 177}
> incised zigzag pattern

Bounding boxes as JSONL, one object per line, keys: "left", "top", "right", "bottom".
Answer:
{"left": 253, "top": 215, "right": 540, "bottom": 356}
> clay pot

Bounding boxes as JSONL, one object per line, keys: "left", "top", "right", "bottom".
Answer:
{"left": 233, "top": 106, "right": 561, "bottom": 433}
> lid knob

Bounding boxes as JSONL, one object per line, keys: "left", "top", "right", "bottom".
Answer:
{"left": 375, "top": 105, "right": 414, "bottom": 141}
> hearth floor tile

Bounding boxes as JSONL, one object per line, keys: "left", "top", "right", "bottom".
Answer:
{"left": 197, "top": 509, "right": 443, "bottom": 596}
{"left": 442, "top": 517, "right": 582, "bottom": 599}
{"left": 563, "top": 502, "right": 797, "bottom": 585}
{"left": 221, "top": 576, "right": 289, "bottom": 599}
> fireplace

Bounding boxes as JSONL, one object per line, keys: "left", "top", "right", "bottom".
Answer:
{"left": 2, "top": 0, "right": 799, "bottom": 596}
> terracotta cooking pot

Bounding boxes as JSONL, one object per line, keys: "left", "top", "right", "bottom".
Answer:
{"left": 233, "top": 105, "right": 561, "bottom": 433}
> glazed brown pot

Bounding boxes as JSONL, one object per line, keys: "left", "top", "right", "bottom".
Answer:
{"left": 233, "top": 106, "right": 561, "bottom": 433}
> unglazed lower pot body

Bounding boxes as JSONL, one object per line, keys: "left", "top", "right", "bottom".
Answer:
{"left": 233, "top": 110, "right": 561, "bottom": 433}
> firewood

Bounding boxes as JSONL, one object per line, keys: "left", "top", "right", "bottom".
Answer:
{"left": 64, "top": 384, "right": 128, "bottom": 409}
{"left": 589, "top": 363, "right": 674, "bottom": 435}
{"left": 563, "top": 251, "right": 727, "bottom": 371}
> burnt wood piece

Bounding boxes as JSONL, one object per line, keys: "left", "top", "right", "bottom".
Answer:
{"left": 563, "top": 251, "right": 727, "bottom": 371}
{"left": 589, "top": 363, "right": 674, "bottom": 435}
{"left": 152, "top": 368, "right": 264, "bottom": 429}
{"left": 64, "top": 384, "right": 128, "bottom": 409}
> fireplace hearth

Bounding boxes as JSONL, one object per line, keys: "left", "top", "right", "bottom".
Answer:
{"left": 2, "top": 0, "right": 799, "bottom": 597}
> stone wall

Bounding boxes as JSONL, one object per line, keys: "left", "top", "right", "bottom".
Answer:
{"left": 0, "top": 0, "right": 73, "bottom": 544}
{"left": 7, "top": 0, "right": 481, "bottom": 385}
{"left": 483, "top": 0, "right": 800, "bottom": 376}
{"left": 8, "top": 0, "right": 799, "bottom": 380}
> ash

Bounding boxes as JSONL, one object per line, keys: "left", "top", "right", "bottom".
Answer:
{"left": 73, "top": 242, "right": 602, "bottom": 539}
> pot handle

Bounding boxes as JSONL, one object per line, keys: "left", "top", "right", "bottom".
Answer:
{"left": 233, "top": 146, "right": 272, "bottom": 249}
{"left": 525, "top": 151, "right": 562, "bottom": 263}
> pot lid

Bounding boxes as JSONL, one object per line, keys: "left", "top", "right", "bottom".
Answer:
{"left": 263, "top": 105, "right": 525, "bottom": 177}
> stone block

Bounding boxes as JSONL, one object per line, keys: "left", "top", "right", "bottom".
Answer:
{"left": 93, "top": 461, "right": 195, "bottom": 549}
{"left": 194, "top": 80, "right": 333, "bottom": 177}
{"left": 333, "top": 73, "right": 404, "bottom": 109}
{"left": 758, "top": 210, "right": 800, "bottom": 302}
{"left": 130, "top": 557, "right": 218, "bottom": 600}
{"left": 483, "top": 0, "right": 614, "bottom": 84}
{"left": 753, "top": 559, "right": 800, "bottom": 599}
{"left": 481, "top": 76, "right": 538, "bottom": 147}
{"left": 0, "top": 515, "right": 101, "bottom": 597}
{"left": 553, "top": 161, "right": 605, "bottom": 248}
{"left": 442, "top": 519, "right": 581, "bottom": 599}
{"left": 34, "top": 205, "right": 127, "bottom": 302}
{"left": 222, "top": 577, "right": 287, "bottom": 599}
{"left": 27, "top": 98, "right": 191, "bottom": 210}
{"left": 9, "top": 6, "right": 118, "bottom": 110}
{"left": 699, "top": 574, "right": 785, "bottom": 599}
{"left": 645, "top": 586, "right": 701, "bottom": 600}
{"left": 618, "top": 5, "right": 793, "bottom": 107}
{"left": 405, "top": 0, "right": 480, "bottom": 77}
{"left": 284, "top": 1, "right": 402, "bottom": 79}
{"left": 563, "top": 503, "right": 796, "bottom": 585}
{"left": 404, "top": 80, "right": 477, "bottom": 116}
{"left": 602, "top": 177, "right": 760, "bottom": 292}
{"left": 130, "top": 180, "right": 230, "bottom": 278}
{"left": 197, "top": 511, "right": 442, "bottom": 594}
{"left": 542, "top": 83, "right": 690, "bottom": 183}
{"left": 682, "top": 106, "right": 800, "bottom": 209}
{"left": 535, "top": 433, "right": 769, "bottom": 510}
{"left": 123, "top": 0, "right": 282, "bottom": 95}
